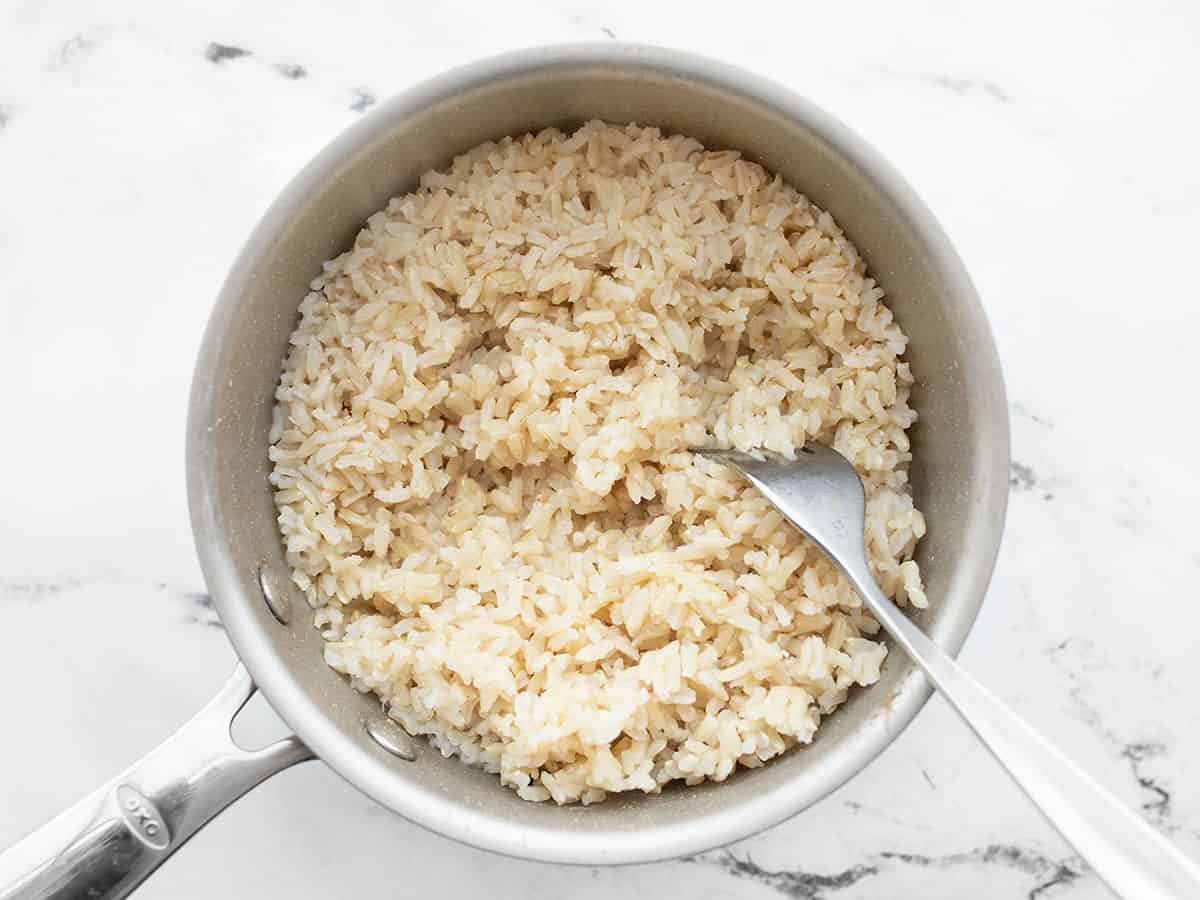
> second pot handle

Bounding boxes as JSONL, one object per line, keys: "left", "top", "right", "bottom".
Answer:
{"left": 0, "top": 664, "right": 313, "bottom": 900}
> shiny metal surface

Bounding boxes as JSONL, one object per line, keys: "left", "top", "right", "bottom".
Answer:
{"left": 703, "top": 446, "right": 1200, "bottom": 900}
{"left": 364, "top": 718, "right": 419, "bottom": 763}
{"left": 257, "top": 563, "right": 291, "bottom": 625}
{"left": 0, "top": 42, "right": 1012, "bottom": 891}
{"left": 0, "top": 666, "right": 311, "bottom": 899}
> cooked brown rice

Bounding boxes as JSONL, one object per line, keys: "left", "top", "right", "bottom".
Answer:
{"left": 268, "top": 121, "right": 926, "bottom": 805}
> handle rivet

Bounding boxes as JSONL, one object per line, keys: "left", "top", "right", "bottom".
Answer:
{"left": 365, "top": 716, "right": 418, "bottom": 762}
{"left": 257, "top": 564, "right": 291, "bottom": 625}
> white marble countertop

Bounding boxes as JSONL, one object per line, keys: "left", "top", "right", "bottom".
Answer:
{"left": 3, "top": 1, "right": 1199, "bottom": 897}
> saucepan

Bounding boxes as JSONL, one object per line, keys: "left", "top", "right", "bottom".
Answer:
{"left": 0, "top": 43, "right": 1009, "bottom": 899}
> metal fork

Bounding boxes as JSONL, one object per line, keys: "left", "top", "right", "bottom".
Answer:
{"left": 696, "top": 445, "right": 1200, "bottom": 900}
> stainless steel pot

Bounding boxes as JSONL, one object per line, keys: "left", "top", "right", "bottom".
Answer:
{"left": 0, "top": 43, "right": 1009, "bottom": 898}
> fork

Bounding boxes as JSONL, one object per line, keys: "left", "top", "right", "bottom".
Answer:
{"left": 696, "top": 445, "right": 1200, "bottom": 900}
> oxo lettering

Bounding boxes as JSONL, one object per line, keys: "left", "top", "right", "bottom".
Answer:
{"left": 115, "top": 784, "right": 170, "bottom": 849}
{"left": 124, "top": 796, "right": 160, "bottom": 836}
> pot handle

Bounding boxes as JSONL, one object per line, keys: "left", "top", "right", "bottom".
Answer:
{"left": 0, "top": 664, "right": 313, "bottom": 900}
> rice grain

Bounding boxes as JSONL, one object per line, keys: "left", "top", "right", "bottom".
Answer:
{"left": 269, "top": 121, "right": 925, "bottom": 804}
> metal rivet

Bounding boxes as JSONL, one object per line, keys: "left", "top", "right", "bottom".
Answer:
{"left": 257, "top": 564, "right": 290, "bottom": 625}
{"left": 365, "top": 716, "right": 418, "bottom": 761}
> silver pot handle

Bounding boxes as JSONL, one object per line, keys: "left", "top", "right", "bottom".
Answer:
{"left": 0, "top": 664, "right": 313, "bottom": 900}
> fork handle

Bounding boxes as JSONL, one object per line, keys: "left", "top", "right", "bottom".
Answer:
{"left": 856, "top": 578, "right": 1200, "bottom": 900}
